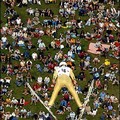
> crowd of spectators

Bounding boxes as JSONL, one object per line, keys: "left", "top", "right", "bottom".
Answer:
{"left": 0, "top": 0, "right": 120, "bottom": 120}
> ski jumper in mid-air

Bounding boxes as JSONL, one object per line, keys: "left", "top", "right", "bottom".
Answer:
{"left": 48, "top": 62, "right": 83, "bottom": 108}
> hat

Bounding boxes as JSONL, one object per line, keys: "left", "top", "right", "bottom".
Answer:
{"left": 59, "top": 62, "right": 67, "bottom": 66}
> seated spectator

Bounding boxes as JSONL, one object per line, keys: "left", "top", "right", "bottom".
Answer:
{"left": 38, "top": 41, "right": 46, "bottom": 51}
{"left": 95, "top": 79, "right": 103, "bottom": 90}
{"left": 32, "top": 52, "right": 38, "bottom": 61}
{"left": 69, "top": 111, "right": 76, "bottom": 120}
{"left": 67, "top": 49, "right": 75, "bottom": 59}
{"left": 26, "top": 7, "right": 34, "bottom": 15}
{"left": 32, "top": 17, "right": 40, "bottom": 25}
{"left": 100, "top": 112, "right": 107, "bottom": 120}
{"left": 110, "top": 94, "right": 118, "bottom": 103}
{"left": 99, "top": 91, "right": 106, "bottom": 102}
{"left": 20, "top": 60, "right": 25, "bottom": 67}
{"left": 93, "top": 98, "right": 101, "bottom": 109}
{"left": 93, "top": 72, "right": 100, "bottom": 80}
{"left": 20, "top": 107, "right": 27, "bottom": 118}
{"left": 16, "top": 72, "right": 24, "bottom": 86}
{"left": 93, "top": 57, "right": 100, "bottom": 64}
{"left": 90, "top": 67, "right": 98, "bottom": 74}
{"left": 19, "top": 97, "right": 25, "bottom": 107}
{"left": 26, "top": 72, "right": 32, "bottom": 82}
{"left": 76, "top": 72, "right": 85, "bottom": 81}
{"left": 1, "top": 53, "right": 6, "bottom": 62}
{"left": 11, "top": 97, "right": 18, "bottom": 107}
{"left": 22, "top": 87, "right": 29, "bottom": 96}
{"left": 84, "top": 59, "right": 90, "bottom": 70}
{"left": 31, "top": 95, "right": 38, "bottom": 105}
{"left": 26, "top": 109, "right": 32, "bottom": 118}
{"left": 26, "top": 60, "right": 32, "bottom": 70}
{"left": 75, "top": 84, "right": 82, "bottom": 94}
{"left": 103, "top": 84, "right": 108, "bottom": 91}
{"left": 66, "top": 101, "right": 72, "bottom": 111}
{"left": 37, "top": 76, "right": 43, "bottom": 85}
{"left": 44, "top": 76, "right": 50, "bottom": 86}
{"left": 107, "top": 103, "right": 113, "bottom": 111}
{"left": 85, "top": 104, "right": 91, "bottom": 115}
{"left": 63, "top": 91, "right": 70, "bottom": 103}
{"left": 33, "top": 83, "right": 41, "bottom": 92}
{"left": 5, "top": 97, "right": 11, "bottom": 107}
{"left": 85, "top": 32, "right": 93, "bottom": 41}
{"left": 76, "top": 44, "right": 82, "bottom": 54}
{"left": 50, "top": 40, "right": 56, "bottom": 49}
{"left": 56, "top": 106, "right": 65, "bottom": 114}
{"left": 6, "top": 89, "right": 12, "bottom": 98}
{"left": 55, "top": 39, "right": 61, "bottom": 48}
{"left": 32, "top": 113, "right": 38, "bottom": 120}
{"left": 112, "top": 78, "right": 119, "bottom": 85}
{"left": 4, "top": 76, "right": 11, "bottom": 87}
{"left": 11, "top": 49, "right": 21, "bottom": 60}
{"left": 90, "top": 108, "right": 98, "bottom": 116}
{"left": 2, "top": 86, "right": 8, "bottom": 95}
{"left": 1, "top": 35, "right": 8, "bottom": 48}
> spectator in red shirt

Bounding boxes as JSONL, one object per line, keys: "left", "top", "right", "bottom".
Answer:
{"left": 63, "top": 91, "right": 70, "bottom": 103}
{"left": 78, "top": 51, "right": 85, "bottom": 59}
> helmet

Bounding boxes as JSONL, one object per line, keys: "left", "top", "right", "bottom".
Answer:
{"left": 59, "top": 62, "right": 67, "bottom": 66}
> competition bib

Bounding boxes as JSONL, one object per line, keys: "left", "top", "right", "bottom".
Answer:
{"left": 57, "top": 66, "right": 70, "bottom": 76}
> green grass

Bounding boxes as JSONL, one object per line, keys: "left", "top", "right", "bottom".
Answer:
{"left": 0, "top": 1, "right": 119, "bottom": 120}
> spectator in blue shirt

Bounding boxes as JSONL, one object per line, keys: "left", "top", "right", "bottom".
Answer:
{"left": 36, "top": 64, "right": 42, "bottom": 72}
{"left": 60, "top": 99, "right": 67, "bottom": 107}
{"left": 107, "top": 103, "right": 113, "bottom": 111}
{"left": 100, "top": 112, "right": 106, "bottom": 120}
{"left": 99, "top": 91, "right": 106, "bottom": 102}
{"left": 93, "top": 72, "right": 100, "bottom": 80}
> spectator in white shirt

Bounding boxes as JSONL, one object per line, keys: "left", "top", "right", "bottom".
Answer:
{"left": 38, "top": 41, "right": 46, "bottom": 51}
{"left": 69, "top": 111, "right": 76, "bottom": 120}
{"left": 11, "top": 97, "right": 18, "bottom": 107}
{"left": 4, "top": 77, "right": 11, "bottom": 87}
{"left": 85, "top": 18, "right": 91, "bottom": 26}
{"left": 110, "top": 94, "right": 115, "bottom": 103}
{"left": 32, "top": 52, "right": 38, "bottom": 61}
{"left": 0, "top": 78, "right": 4, "bottom": 86}
{"left": 27, "top": 7, "right": 34, "bottom": 15}
{"left": 20, "top": 107, "right": 27, "bottom": 118}
{"left": 37, "top": 76, "right": 43, "bottom": 85}
{"left": 44, "top": 76, "right": 50, "bottom": 86}
{"left": 90, "top": 108, "right": 98, "bottom": 116}
{"left": 22, "top": 0, "right": 28, "bottom": 5}
{"left": 16, "top": 17, "right": 21, "bottom": 25}
{"left": 67, "top": 49, "right": 74, "bottom": 58}
{"left": 1, "top": 35, "right": 7, "bottom": 46}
